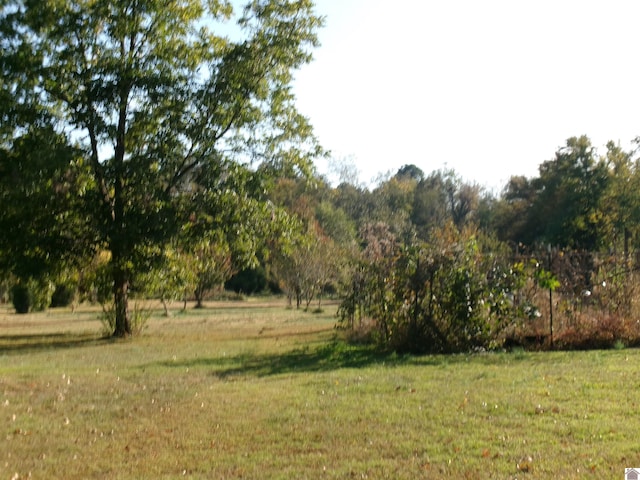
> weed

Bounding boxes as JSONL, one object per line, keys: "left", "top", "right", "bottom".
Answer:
{"left": 99, "top": 301, "right": 150, "bottom": 336}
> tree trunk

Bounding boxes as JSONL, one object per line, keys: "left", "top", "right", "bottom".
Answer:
{"left": 295, "top": 285, "right": 302, "bottom": 309}
{"left": 624, "top": 227, "right": 630, "bottom": 266}
{"left": 111, "top": 57, "right": 131, "bottom": 337}
{"left": 194, "top": 286, "right": 204, "bottom": 309}
{"left": 161, "top": 297, "right": 170, "bottom": 317}
{"left": 113, "top": 265, "right": 132, "bottom": 337}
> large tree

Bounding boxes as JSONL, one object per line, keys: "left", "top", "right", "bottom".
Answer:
{"left": 0, "top": 0, "right": 323, "bottom": 335}
{"left": 532, "top": 136, "right": 609, "bottom": 250}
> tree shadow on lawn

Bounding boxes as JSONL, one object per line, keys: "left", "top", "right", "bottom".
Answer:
{"left": 154, "top": 341, "right": 516, "bottom": 378}
{"left": 0, "top": 332, "right": 111, "bottom": 354}
{"left": 218, "top": 343, "right": 395, "bottom": 378}
{"left": 151, "top": 341, "right": 395, "bottom": 378}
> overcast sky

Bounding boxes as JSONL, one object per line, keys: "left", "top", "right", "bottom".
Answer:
{"left": 292, "top": 0, "right": 640, "bottom": 192}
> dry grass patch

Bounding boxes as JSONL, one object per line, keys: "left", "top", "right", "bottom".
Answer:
{"left": 1, "top": 300, "right": 638, "bottom": 478}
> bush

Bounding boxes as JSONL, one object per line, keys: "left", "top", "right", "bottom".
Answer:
{"left": 554, "top": 313, "right": 640, "bottom": 350}
{"left": 11, "top": 284, "right": 31, "bottom": 314}
{"left": 10, "top": 278, "right": 54, "bottom": 314}
{"left": 50, "top": 283, "right": 76, "bottom": 308}
{"left": 99, "top": 302, "right": 150, "bottom": 336}
{"left": 338, "top": 225, "right": 523, "bottom": 353}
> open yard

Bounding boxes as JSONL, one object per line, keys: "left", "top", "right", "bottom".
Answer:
{"left": 1, "top": 299, "right": 639, "bottom": 479}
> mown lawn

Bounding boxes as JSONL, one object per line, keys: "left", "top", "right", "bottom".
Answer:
{"left": 1, "top": 300, "right": 639, "bottom": 479}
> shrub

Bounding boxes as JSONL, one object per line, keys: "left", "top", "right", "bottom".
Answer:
{"left": 338, "top": 224, "right": 525, "bottom": 353}
{"left": 50, "top": 283, "right": 77, "bottom": 308}
{"left": 10, "top": 278, "right": 54, "bottom": 313}
{"left": 11, "top": 284, "right": 31, "bottom": 314}
{"left": 100, "top": 302, "right": 150, "bottom": 336}
{"left": 554, "top": 312, "right": 640, "bottom": 350}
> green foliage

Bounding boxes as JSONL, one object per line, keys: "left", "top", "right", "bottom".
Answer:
{"left": 493, "top": 136, "right": 612, "bottom": 250}
{"left": 314, "top": 200, "right": 357, "bottom": 245}
{"left": 92, "top": 260, "right": 116, "bottom": 306}
{"left": 10, "top": 284, "right": 30, "bottom": 314}
{"left": 532, "top": 136, "right": 610, "bottom": 250}
{"left": 535, "top": 268, "right": 560, "bottom": 291}
{"left": 137, "top": 246, "right": 197, "bottom": 314}
{"left": 409, "top": 170, "right": 482, "bottom": 239}
{"left": 0, "top": 0, "right": 324, "bottom": 335}
{"left": 339, "top": 224, "right": 535, "bottom": 353}
{"left": 50, "top": 283, "right": 76, "bottom": 308}
{"left": 225, "top": 267, "right": 268, "bottom": 295}
{"left": 0, "top": 127, "right": 94, "bottom": 280}
{"left": 191, "top": 237, "right": 233, "bottom": 308}
{"left": 10, "top": 278, "right": 54, "bottom": 314}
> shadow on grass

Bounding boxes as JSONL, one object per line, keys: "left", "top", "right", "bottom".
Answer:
{"left": 153, "top": 341, "right": 549, "bottom": 378}
{"left": 0, "top": 332, "right": 111, "bottom": 354}
{"left": 158, "top": 342, "right": 529, "bottom": 378}
{"left": 154, "top": 341, "right": 399, "bottom": 378}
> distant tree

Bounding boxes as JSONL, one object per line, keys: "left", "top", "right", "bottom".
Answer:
{"left": 315, "top": 201, "right": 357, "bottom": 245}
{"left": 532, "top": 136, "right": 609, "bottom": 250}
{"left": 141, "top": 246, "right": 197, "bottom": 315}
{"left": 271, "top": 234, "right": 307, "bottom": 309}
{"left": 491, "top": 175, "right": 539, "bottom": 245}
{"left": 370, "top": 176, "right": 415, "bottom": 235}
{"left": 411, "top": 170, "right": 481, "bottom": 237}
{"left": 396, "top": 164, "right": 424, "bottom": 181}
{"left": 268, "top": 225, "right": 322, "bottom": 308}
{"left": 448, "top": 181, "right": 481, "bottom": 229}
{"left": 600, "top": 141, "right": 640, "bottom": 258}
{"left": 268, "top": 177, "right": 321, "bottom": 226}
{"left": 332, "top": 183, "right": 377, "bottom": 227}
{"left": 0, "top": 0, "right": 323, "bottom": 335}
{"left": 411, "top": 172, "right": 449, "bottom": 238}
{"left": 191, "top": 238, "right": 233, "bottom": 309}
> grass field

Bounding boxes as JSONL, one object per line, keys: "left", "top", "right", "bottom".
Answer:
{"left": 1, "top": 299, "right": 639, "bottom": 479}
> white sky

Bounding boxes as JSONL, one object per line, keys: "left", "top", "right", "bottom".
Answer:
{"left": 293, "top": 0, "right": 640, "bottom": 192}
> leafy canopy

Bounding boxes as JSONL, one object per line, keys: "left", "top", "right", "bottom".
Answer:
{"left": 0, "top": 0, "right": 324, "bottom": 332}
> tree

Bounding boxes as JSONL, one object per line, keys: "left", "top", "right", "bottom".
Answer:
{"left": 531, "top": 136, "right": 609, "bottom": 250}
{"left": 0, "top": 127, "right": 95, "bottom": 282}
{"left": 491, "top": 175, "right": 539, "bottom": 245}
{"left": 314, "top": 200, "right": 357, "bottom": 246}
{"left": 601, "top": 141, "right": 640, "bottom": 258}
{"left": 191, "top": 237, "right": 233, "bottom": 308}
{"left": 395, "top": 164, "right": 424, "bottom": 181}
{"left": 411, "top": 172, "right": 449, "bottom": 237}
{"left": 140, "top": 246, "right": 197, "bottom": 315}
{"left": 0, "top": 0, "right": 323, "bottom": 335}
{"left": 411, "top": 170, "right": 481, "bottom": 238}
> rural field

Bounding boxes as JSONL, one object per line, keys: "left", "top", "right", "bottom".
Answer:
{"left": 1, "top": 299, "right": 639, "bottom": 479}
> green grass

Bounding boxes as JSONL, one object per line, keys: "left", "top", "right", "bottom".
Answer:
{"left": 1, "top": 299, "right": 639, "bottom": 479}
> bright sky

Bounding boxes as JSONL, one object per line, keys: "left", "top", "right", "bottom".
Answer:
{"left": 293, "top": 0, "right": 640, "bottom": 192}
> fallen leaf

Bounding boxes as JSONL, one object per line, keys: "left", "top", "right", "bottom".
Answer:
{"left": 517, "top": 455, "right": 533, "bottom": 472}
